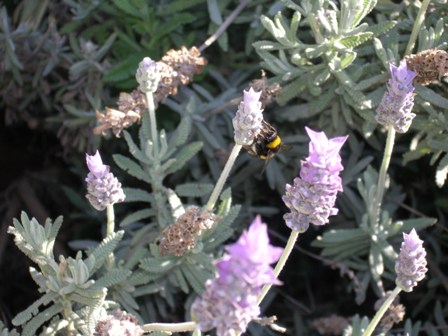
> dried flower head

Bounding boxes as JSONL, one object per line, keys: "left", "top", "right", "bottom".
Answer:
{"left": 154, "top": 46, "right": 207, "bottom": 104}
{"left": 191, "top": 216, "right": 283, "bottom": 336}
{"left": 374, "top": 292, "right": 405, "bottom": 334}
{"left": 136, "top": 57, "right": 161, "bottom": 94}
{"left": 311, "top": 315, "right": 350, "bottom": 335}
{"left": 95, "top": 310, "right": 143, "bottom": 336}
{"left": 375, "top": 60, "right": 417, "bottom": 133}
{"left": 94, "top": 107, "right": 141, "bottom": 137}
{"left": 395, "top": 229, "right": 427, "bottom": 292}
{"left": 117, "top": 90, "right": 147, "bottom": 116}
{"left": 85, "top": 151, "right": 125, "bottom": 211}
{"left": 247, "top": 72, "right": 282, "bottom": 108}
{"left": 232, "top": 87, "right": 264, "bottom": 146}
{"left": 405, "top": 49, "right": 448, "bottom": 85}
{"left": 283, "top": 127, "right": 348, "bottom": 232}
{"left": 158, "top": 206, "right": 214, "bottom": 256}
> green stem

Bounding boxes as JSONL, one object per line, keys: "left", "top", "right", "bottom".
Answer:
{"left": 404, "top": 0, "right": 431, "bottom": 56}
{"left": 205, "top": 144, "right": 242, "bottom": 211}
{"left": 142, "top": 321, "right": 197, "bottom": 333}
{"left": 146, "top": 91, "right": 159, "bottom": 159}
{"left": 62, "top": 298, "right": 75, "bottom": 335}
{"left": 362, "top": 286, "right": 402, "bottom": 336}
{"left": 106, "top": 204, "right": 116, "bottom": 268}
{"left": 370, "top": 126, "right": 395, "bottom": 228}
{"left": 106, "top": 204, "right": 115, "bottom": 236}
{"left": 257, "top": 229, "right": 299, "bottom": 305}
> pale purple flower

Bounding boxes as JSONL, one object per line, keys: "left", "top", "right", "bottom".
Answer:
{"left": 232, "top": 88, "right": 264, "bottom": 146}
{"left": 135, "top": 57, "right": 160, "bottom": 93}
{"left": 376, "top": 60, "right": 417, "bottom": 133}
{"left": 283, "top": 127, "right": 348, "bottom": 232}
{"left": 95, "top": 310, "right": 143, "bottom": 336}
{"left": 191, "top": 216, "right": 283, "bottom": 336}
{"left": 395, "top": 229, "right": 427, "bottom": 292}
{"left": 86, "top": 150, "right": 108, "bottom": 178}
{"left": 85, "top": 151, "right": 125, "bottom": 211}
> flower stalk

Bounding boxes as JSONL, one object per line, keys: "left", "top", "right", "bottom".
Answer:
{"left": 370, "top": 126, "right": 395, "bottom": 228}
{"left": 106, "top": 204, "right": 115, "bottom": 237}
{"left": 362, "top": 286, "right": 401, "bottom": 336}
{"left": 142, "top": 321, "right": 197, "bottom": 333}
{"left": 257, "top": 229, "right": 299, "bottom": 305}
{"left": 146, "top": 91, "right": 159, "bottom": 159}
{"left": 404, "top": 0, "right": 431, "bottom": 56}
{"left": 205, "top": 144, "right": 242, "bottom": 211}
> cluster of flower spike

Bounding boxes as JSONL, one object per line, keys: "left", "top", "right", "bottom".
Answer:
{"left": 158, "top": 206, "right": 214, "bottom": 256}
{"left": 232, "top": 87, "right": 264, "bottom": 146}
{"left": 85, "top": 151, "right": 125, "bottom": 211}
{"left": 375, "top": 60, "right": 416, "bottom": 133}
{"left": 282, "top": 128, "right": 348, "bottom": 232}
{"left": 191, "top": 216, "right": 283, "bottom": 336}
{"left": 96, "top": 47, "right": 206, "bottom": 136}
{"left": 395, "top": 229, "right": 428, "bottom": 292}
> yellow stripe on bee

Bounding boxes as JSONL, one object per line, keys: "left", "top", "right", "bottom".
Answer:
{"left": 266, "top": 136, "right": 281, "bottom": 149}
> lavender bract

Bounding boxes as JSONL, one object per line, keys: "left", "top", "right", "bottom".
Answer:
{"left": 283, "top": 127, "right": 348, "bottom": 232}
{"left": 232, "top": 87, "right": 264, "bottom": 146}
{"left": 135, "top": 57, "right": 161, "bottom": 94}
{"left": 395, "top": 229, "right": 427, "bottom": 292}
{"left": 85, "top": 151, "right": 125, "bottom": 211}
{"left": 375, "top": 60, "right": 417, "bottom": 133}
{"left": 191, "top": 216, "right": 283, "bottom": 336}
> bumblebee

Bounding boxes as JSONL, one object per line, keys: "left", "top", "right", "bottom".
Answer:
{"left": 243, "top": 120, "right": 291, "bottom": 172}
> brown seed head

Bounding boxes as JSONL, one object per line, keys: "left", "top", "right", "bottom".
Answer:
{"left": 158, "top": 206, "right": 214, "bottom": 256}
{"left": 405, "top": 49, "right": 448, "bottom": 85}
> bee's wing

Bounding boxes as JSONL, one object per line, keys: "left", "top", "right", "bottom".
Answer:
{"left": 280, "top": 144, "right": 293, "bottom": 153}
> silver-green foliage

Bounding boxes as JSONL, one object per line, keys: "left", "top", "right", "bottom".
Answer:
{"left": 109, "top": 100, "right": 239, "bottom": 321}
{"left": 7, "top": 212, "right": 127, "bottom": 336}
{"left": 256, "top": 0, "right": 448, "bottom": 186}
{"left": 313, "top": 166, "right": 436, "bottom": 302}
{"left": 0, "top": 321, "right": 20, "bottom": 336}
{"left": 254, "top": 0, "right": 395, "bottom": 135}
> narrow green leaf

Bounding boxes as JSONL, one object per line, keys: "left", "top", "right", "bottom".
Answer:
{"left": 338, "top": 32, "right": 373, "bottom": 48}
{"left": 89, "top": 231, "right": 124, "bottom": 272}
{"left": 165, "top": 142, "right": 203, "bottom": 174}
{"left": 175, "top": 183, "right": 214, "bottom": 197}
{"left": 122, "top": 188, "right": 154, "bottom": 203}
{"left": 158, "top": 0, "right": 204, "bottom": 15}
{"left": 277, "top": 77, "right": 307, "bottom": 105}
{"left": 21, "top": 303, "right": 63, "bottom": 336}
{"left": 416, "top": 86, "right": 448, "bottom": 109}
{"left": 139, "top": 257, "right": 180, "bottom": 273}
{"left": 90, "top": 269, "right": 131, "bottom": 290}
{"left": 207, "top": 0, "right": 223, "bottom": 24}
{"left": 113, "top": 154, "right": 151, "bottom": 183}
{"left": 123, "top": 131, "right": 151, "bottom": 164}
{"left": 120, "top": 209, "right": 155, "bottom": 227}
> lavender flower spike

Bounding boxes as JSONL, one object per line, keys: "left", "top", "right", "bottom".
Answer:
{"left": 232, "top": 87, "right": 264, "bottom": 146}
{"left": 191, "top": 216, "right": 283, "bottom": 336}
{"left": 85, "top": 151, "right": 125, "bottom": 211}
{"left": 283, "top": 127, "right": 348, "bottom": 232}
{"left": 395, "top": 229, "right": 427, "bottom": 292}
{"left": 135, "top": 57, "right": 161, "bottom": 94}
{"left": 375, "top": 60, "right": 417, "bottom": 133}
